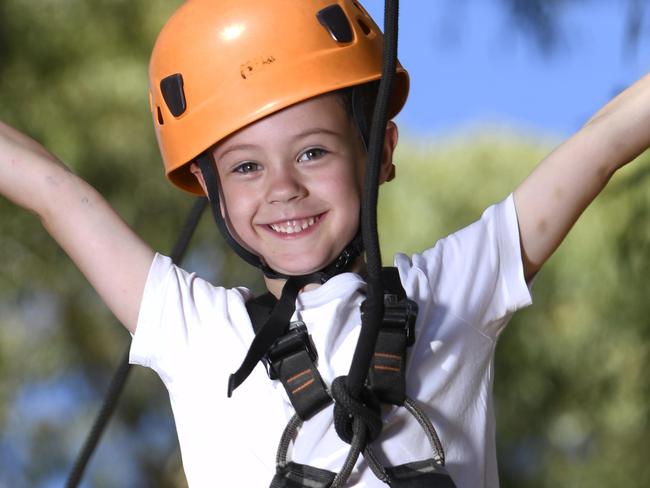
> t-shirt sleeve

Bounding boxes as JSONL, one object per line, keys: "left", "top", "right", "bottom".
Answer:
{"left": 129, "top": 253, "right": 252, "bottom": 386}
{"left": 396, "top": 194, "right": 532, "bottom": 339}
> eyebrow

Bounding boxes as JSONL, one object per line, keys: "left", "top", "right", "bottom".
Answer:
{"left": 216, "top": 143, "right": 259, "bottom": 161}
{"left": 217, "top": 128, "right": 344, "bottom": 160}
{"left": 290, "top": 128, "right": 343, "bottom": 140}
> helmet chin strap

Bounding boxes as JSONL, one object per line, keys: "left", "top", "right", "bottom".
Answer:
{"left": 196, "top": 151, "right": 365, "bottom": 396}
{"left": 196, "top": 152, "right": 262, "bottom": 270}
{"left": 195, "top": 151, "right": 364, "bottom": 282}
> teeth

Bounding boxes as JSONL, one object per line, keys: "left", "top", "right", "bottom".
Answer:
{"left": 270, "top": 216, "right": 317, "bottom": 234}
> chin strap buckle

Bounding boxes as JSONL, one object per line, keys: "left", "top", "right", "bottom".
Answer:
{"left": 333, "top": 246, "right": 355, "bottom": 273}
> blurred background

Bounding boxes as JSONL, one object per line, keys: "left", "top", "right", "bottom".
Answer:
{"left": 1, "top": 0, "right": 650, "bottom": 486}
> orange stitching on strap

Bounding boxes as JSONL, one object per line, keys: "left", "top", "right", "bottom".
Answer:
{"left": 287, "top": 369, "right": 311, "bottom": 383}
{"left": 374, "top": 352, "right": 402, "bottom": 361}
{"left": 291, "top": 378, "right": 315, "bottom": 394}
{"left": 373, "top": 365, "right": 401, "bottom": 372}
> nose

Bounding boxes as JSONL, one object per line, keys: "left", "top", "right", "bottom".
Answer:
{"left": 265, "top": 164, "right": 306, "bottom": 204}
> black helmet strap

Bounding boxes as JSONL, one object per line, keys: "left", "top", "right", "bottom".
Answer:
{"left": 351, "top": 84, "right": 371, "bottom": 151}
{"left": 197, "top": 151, "right": 365, "bottom": 396}
{"left": 196, "top": 145, "right": 365, "bottom": 281}
{"left": 196, "top": 151, "right": 262, "bottom": 271}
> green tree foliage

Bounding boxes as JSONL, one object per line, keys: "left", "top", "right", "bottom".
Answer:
{"left": 381, "top": 135, "right": 650, "bottom": 487}
{"left": 1, "top": 1, "right": 649, "bottom": 487}
{"left": 0, "top": 0, "right": 260, "bottom": 485}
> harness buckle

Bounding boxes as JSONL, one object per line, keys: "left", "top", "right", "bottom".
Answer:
{"left": 381, "top": 293, "right": 418, "bottom": 346}
{"left": 364, "top": 291, "right": 419, "bottom": 406}
{"left": 265, "top": 321, "right": 318, "bottom": 380}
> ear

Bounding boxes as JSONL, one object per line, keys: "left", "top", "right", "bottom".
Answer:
{"left": 379, "top": 121, "right": 399, "bottom": 184}
{"left": 190, "top": 160, "right": 228, "bottom": 218}
{"left": 190, "top": 161, "right": 209, "bottom": 196}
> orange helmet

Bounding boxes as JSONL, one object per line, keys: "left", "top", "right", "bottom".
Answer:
{"left": 149, "top": 0, "right": 409, "bottom": 195}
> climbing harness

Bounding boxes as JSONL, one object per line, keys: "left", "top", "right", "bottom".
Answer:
{"left": 246, "top": 267, "right": 455, "bottom": 487}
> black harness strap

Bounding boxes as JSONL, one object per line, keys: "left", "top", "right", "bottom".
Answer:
{"left": 373, "top": 460, "right": 456, "bottom": 488}
{"left": 367, "top": 267, "right": 417, "bottom": 406}
{"left": 270, "top": 322, "right": 332, "bottom": 420}
{"left": 248, "top": 292, "right": 332, "bottom": 420}
{"left": 229, "top": 274, "right": 327, "bottom": 397}
{"left": 271, "top": 462, "right": 336, "bottom": 488}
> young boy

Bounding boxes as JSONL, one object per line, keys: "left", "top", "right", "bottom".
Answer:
{"left": 2, "top": 0, "right": 650, "bottom": 486}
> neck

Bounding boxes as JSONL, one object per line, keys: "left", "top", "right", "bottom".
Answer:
{"left": 263, "top": 256, "right": 367, "bottom": 299}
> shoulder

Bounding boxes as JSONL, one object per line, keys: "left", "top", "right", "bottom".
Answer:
{"left": 131, "top": 253, "right": 254, "bottom": 378}
{"left": 394, "top": 195, "right": 530, "bottom": 334}
{"left": 395, "top": 195, "right": 520, "bottom": 286}
{"left": 143, "top": 253, "right": 252, "bottom": 303}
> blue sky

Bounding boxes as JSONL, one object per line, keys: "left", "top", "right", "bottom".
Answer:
{"left": 363, "top": 1, "right": 650, "bottom": 139}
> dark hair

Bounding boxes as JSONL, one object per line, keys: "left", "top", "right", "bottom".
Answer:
{"left": 336, "top": 80, "right": 380, "bottom": 148}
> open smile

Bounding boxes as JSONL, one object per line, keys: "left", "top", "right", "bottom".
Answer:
{"left": 266, "top": 213, "right": 325, "bottom": 236}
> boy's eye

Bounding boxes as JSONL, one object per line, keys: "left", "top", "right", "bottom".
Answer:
{"left": 298, "top": 148, "right": 326, "bottom": 162}
{"left": 234, "top": 161, "right": 260, "bottom": 174}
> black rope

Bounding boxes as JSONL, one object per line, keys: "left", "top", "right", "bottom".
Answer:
{"left": 333, "top": 0, "right": 399, "bottom": 443}
{"left": 65, "top": 197, "right": 208, "bottom": 488}
{"left": 169, "top": 197, "right": 209, "bottom": 265}
{"left": 331, "top": 376, "right": 382, "bottom": 444}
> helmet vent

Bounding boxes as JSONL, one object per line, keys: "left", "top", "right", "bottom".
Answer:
{"left": 157, "top": 106, "right": 164, "bottom": 125}
{"left": 357, "top": 18, "right": 371, "bottom": 36}
{"left": 317, "top": 5, "right": 353, "bottom": 43}
{"left": 160, "top": 73, "right": 187, "bottom": 117}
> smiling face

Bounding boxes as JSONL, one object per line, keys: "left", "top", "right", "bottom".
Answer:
{"left": 193, "top": 92, "right": 398, "bottom": 281}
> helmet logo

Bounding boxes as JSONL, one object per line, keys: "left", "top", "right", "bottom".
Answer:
{"left": 240, "top": 56, "right": 277, "bottom": 80}
{"left": 160, "top": 73, "right": 187, "bottom": 117}
{"left": 317, "top": 5, "right": 353, "bottom": 43}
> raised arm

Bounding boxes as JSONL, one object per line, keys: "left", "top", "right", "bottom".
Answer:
{"left": 513, "top": 72, "right": 650, "bottom": 281}
{"left": 0, "top": 121, "right": 154, "bottom": 333}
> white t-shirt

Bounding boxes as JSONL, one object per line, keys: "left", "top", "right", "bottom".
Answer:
{"left": 130, "top": 194, "right": 532, "bottom": 487}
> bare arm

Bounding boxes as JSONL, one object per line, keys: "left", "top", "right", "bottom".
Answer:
{"left": 513, "top": 73, "right": 650, "bottom": 281}
{"left": 0, "top": 121, "right": 154, "bottom": 333}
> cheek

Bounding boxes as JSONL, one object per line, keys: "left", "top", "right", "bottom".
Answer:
{"left": 343, "top": 167, "right": 364, "bottom": 208}
{"left": 220, "top": 186, "right": 254, "bottom": 232}
{"left": 328, "top": 172, "right": 362, "bottom": 228}
{"left": 317, "top": 174, "right": 361, "bottom": 215}
{"left": 329, "top": 158, "right": 363, "bottom": 193}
